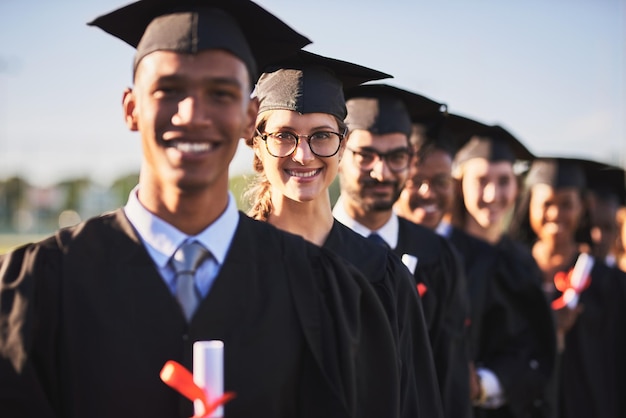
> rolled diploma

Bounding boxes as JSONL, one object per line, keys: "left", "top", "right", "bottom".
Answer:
{"left": 193, "top": 340, "right": 224, "bottom": 417}
{"left": 567, "top": 253, "right": 594, "bottom": 309}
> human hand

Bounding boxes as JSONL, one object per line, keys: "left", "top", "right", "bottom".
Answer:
{"left": 469, "top": 362, "right": 482, "bottom": 402}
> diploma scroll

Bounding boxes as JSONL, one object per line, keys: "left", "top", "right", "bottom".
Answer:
{"left": 551, "top": 252, "right": 594, "bottom": 310}
{"left": 160, "top": 340, "right": 234, "bottom": 418}
{"left": 193, "top": 340, "right": 225, "bottom": 418}
{"left": 566, "top": 253, "right": 594, "bottom": 309}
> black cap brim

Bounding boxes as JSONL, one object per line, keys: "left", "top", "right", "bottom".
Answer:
{"left": 88, "top": 0, "right": 312, "bottom": 78}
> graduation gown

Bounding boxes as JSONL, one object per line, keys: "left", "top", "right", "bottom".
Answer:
{"left": 449, "top": 229, "right": 556, "bottom": 418}
{"left": 0, "top": 210, "right": 400, "bottom": 418}
{"left": 324, "top": 220, "right": 443, "bottom": 418}
{"left": 552, "top": 256, "right": 626, "bottom": 418}
{"left": 493, "top": 236, "right": 557, "bottom": 418}
{"left": 395, "top": 217, "right": 472, "bottom": 418}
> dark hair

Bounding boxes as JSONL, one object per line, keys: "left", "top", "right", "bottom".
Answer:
{"left": 243, "top": 111, "right": 347, "bottom": 221}
{"left": 508, "top": 182, "right": 592, "bottom": 248}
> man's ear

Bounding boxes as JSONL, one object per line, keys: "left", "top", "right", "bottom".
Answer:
{"left": 243, "top": 96, "right": 260, "bottom": 139}
{"left": 122, "top": 87, "right": 138, "bottom": 131}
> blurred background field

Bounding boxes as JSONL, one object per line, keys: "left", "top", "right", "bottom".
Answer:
{"left": 0, "top": 173, "right": 250, "bottom": 255}
{"left": 0, "top": 172, "right": 341, "bottom": 255}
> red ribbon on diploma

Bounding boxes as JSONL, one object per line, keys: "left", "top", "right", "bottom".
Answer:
{"left": 551, "top": 269, "right": 591, "bottom": 310}
{"left": 160, "top": 360, "right": 236, "bottom": 418}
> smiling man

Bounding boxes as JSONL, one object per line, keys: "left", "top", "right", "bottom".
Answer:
{"left": 0, "top": 2, "right": 401, "bottom": 418}
{"left": 396, "top": 124, "right": 456, "bottom": 230}
{"left": 333, "top": 84, "right": 471, "bottom": 418}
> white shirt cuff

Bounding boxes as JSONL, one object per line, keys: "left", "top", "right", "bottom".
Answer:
{"left": 475, "top": 367, "right": 506, "bottom": 409}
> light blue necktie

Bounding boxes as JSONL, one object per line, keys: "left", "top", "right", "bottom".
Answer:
{"left": 170, "top": 241, "right": 210, "bottom": 321}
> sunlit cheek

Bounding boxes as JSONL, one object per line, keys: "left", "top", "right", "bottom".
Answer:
{"left": 590, "top": 227, "right": 602, "bottom": 243}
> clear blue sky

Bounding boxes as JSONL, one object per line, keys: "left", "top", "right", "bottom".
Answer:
{"left": 0, "top": 0, "right": 624, "bottom": 186}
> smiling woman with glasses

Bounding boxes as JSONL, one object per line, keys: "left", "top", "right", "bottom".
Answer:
{"left": 243, "top": 51, "right": 444, "bottom": 418}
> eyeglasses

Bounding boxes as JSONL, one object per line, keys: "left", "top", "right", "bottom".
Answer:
{"left": 347, "top": 147, "right": 412, "bottom": 173}
{"left": 256, "top": 129, "right": 344, "bottom": 158}
{"left": 404, "top": 175, "right": 453, "bottom": 192}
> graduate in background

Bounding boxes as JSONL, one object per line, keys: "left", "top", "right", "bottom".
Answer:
{"left": 0, "top": 1, "right": 402, "bottom": 417}
{"left": 449, "top": 126, "right": 557, "bottom": 418}
{"left": 244, "top": 50, "right": 440, "bottom": 418}
{"left": 396, "top": 115, "right": 556, "bottom": 418}
{"left": 616, "top": 206, "right": 626, "bottom": 272}
{"left": 509, "top": 157, "right": 626, "bottom": 418}
{"left": 584, "top": 164, "right": 626, "bottom": 266}
{"left": 332, "top": 84, "right": 471, "bottom": 418}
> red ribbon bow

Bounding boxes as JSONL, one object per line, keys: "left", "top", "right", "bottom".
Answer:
{"left": 160, "top": 360, "right": 236, "bottom": 418}
{"left": 551, "top": 268, "right": 591, "bottom": 310}
{"left": 416, "top": 283, "right": 428, "bottom": 297}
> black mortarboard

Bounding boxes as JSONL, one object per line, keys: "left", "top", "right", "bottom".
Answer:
{"left": 524, "top": 157, "right": 602, "bottom": 189}
{"left": 584, "top": 162, "right": 626, "bottom": 205}
{"left": 252, "top": 50, "right": 392, "bottom": 120}
{"left": 412, "top": 112, "right": 490, "bottom": 156}
{"left": 344, "top": 84, "right": 447, "bottom": 137}
{"left": 453, "top": 124, "right": 534, "bottom": 165}
{"left": 88, "top": 0, "right": 312, "bottom": 79}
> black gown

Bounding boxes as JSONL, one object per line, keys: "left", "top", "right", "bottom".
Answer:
{"left": 449, "top": 229, "right": 557, "bottom": 418}
{"left": 324, "top": 220, "right": 443, "bottom": 418}
{"left": 0, "top": 210, "right": 400, "bottom": 418}
{"left": 493, "top": 236, "right": 557, "bottom": 418}
{"left": 548, "top": 255, "right": 626, "bottom": 418}
{"left": 395, "top": 217, "right": 472, "bottom": 418}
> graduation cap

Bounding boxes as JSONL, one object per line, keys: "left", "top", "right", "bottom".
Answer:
{"left": 583, "top": 161, "right": 626, "bottom": 205}
{"left": 524, "top": 157, "right": 604, "bottom": 189}
{"left": 453, "top": 123, "right": 534, "bottom": 165}
{"left": 88, "top": 0, "right": 312, "bottom": 79}
{"left": 343, "top": 84, "right": 447, "bottom": 137}
{"left": 412, "top": 112, "right": 490, "bottom": 156}
{"left": 252, "top": 50, "right": 392, "bottom": 120}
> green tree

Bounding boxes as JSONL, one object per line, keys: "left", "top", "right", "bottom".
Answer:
{"left": 1, "top": 176, "right": 29, "bottom": 232}
{"left": 57, "top": 177, "right": 91, "bottom": 211}
{"left": 110, "top": 172, "right": 140, "bottom": 207}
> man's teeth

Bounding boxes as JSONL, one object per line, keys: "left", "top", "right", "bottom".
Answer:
{"left": 422, "top": 204, "right": 437, "bottom": 213}
{"left": 287, "top": 169, "right": 319, "bottom": 178}
{"left": 174, "top": 142, "right": 213, "bottom": 152}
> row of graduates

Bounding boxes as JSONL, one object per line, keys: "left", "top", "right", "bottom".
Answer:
{"left": 392, "top": 103, "right": 626, "bottom": 418}
{"left": 238, "top": 24, "right": 626, "bottom": 418}
{"left": 1, "top": 1, "right": 625, "bottom": 418}
{"left": 238, "top": 31, "right": 626, "bottom": 418}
